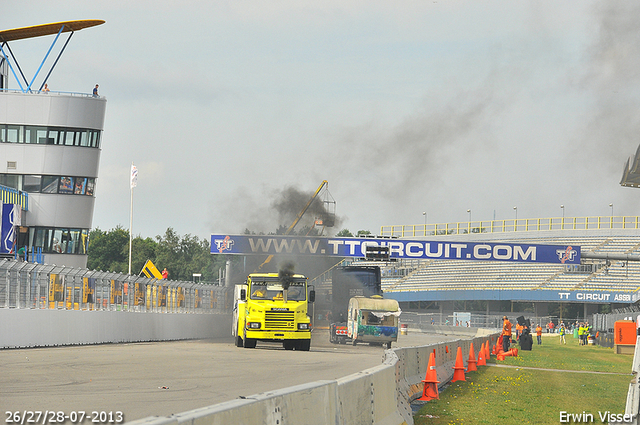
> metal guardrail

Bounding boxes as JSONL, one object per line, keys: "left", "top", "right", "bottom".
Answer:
{"left": 0, "top": 259, "right": 232, "bottom": 313}
{"left": 0, "top": 88, "right": 99, "bottom": 98}
{"left": 381, "top": 216, "right": 640, "bottom": 237}
{"left": 400, "top": 311, "right": 566, "bottom": 330}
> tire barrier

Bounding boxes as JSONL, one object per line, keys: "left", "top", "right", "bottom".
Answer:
{"left": 127, "top": 330, "right": 501, "bottom": 425}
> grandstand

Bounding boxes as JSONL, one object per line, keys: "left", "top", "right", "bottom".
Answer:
{"left": 346, "top": 216, "right": 640, "bottom": 319}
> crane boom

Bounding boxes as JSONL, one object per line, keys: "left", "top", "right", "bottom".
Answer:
{"left": 284, "top": 180, "right": 328, "bottom": 236}
{"left": 256, "top": 180, "right": 329, "bottom": 271}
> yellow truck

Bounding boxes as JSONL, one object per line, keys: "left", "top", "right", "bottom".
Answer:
{"left": 233, "top": 272, "right": 315, "bottom": 351}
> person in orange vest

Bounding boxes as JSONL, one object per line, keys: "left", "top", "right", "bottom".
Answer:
{"left": 535, "top": 324, "right": 543, "bottom": 345}
{"left": 502, "top": 316, "right": 512, "bottom": 352}
{"left": 515, "top": 323, "right": 523, "bottom": 341}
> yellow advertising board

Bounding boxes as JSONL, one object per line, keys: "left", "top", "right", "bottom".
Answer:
{"left": 48, "top": 274, "right": 64, "bottom": 308}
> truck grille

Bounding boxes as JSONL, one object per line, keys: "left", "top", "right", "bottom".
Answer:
{"left": 265, "top": 310, "right": 295, "bottom": 329}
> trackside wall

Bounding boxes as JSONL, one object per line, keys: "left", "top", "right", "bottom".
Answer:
{"left": 127, "top": 331, "right": 501, "bottom": 425}
{"left": 0, "top": 309, "right": 232, "bottom": 348}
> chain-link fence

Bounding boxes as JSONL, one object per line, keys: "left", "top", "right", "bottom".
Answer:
{"left": 0, "top": 259, "right": 233, "bottom": 313}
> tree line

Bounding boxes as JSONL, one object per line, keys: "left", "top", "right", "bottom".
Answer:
{"left": 87, "top": 226, "right": 226, "bottom": 282}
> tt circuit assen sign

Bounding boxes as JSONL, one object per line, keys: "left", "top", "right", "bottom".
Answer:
{"left": 210, "top": 235, "right": 580, "bottom": 264}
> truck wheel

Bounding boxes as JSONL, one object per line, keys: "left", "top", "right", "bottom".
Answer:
{"left": 283, "top": 341, "right": 295, "bottom": 350}
{"left": 386, "top": 342, "right": 392, "bottom": 349}
{"left": 297, "top": 340, "right": 311, "bottom": 351}
{"left": 235, "top": 335, "right": 243, "bottom": 347}
{"left": 243, "top": 330, "right": 256, "bottom": 348}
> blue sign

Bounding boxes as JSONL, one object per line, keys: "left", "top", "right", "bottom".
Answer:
{"left": 1, "top": 203, "right": 20, "bottom": 254}
{"left": 385, "top": 289, "right": 638, "bottom": 304}
{"left": 210, "top": 234, "right": 580, "bottom": 264}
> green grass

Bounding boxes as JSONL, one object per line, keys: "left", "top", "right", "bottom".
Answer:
{"left": 414, "top": 337, "right": 634, "bottom": 425}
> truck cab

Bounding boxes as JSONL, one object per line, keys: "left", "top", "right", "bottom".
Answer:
{"left": 233, "top": 272, "right": 314, "bottom": 351}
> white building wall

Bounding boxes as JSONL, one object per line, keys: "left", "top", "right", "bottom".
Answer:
{"left": 0, "top": 92, "right": 107, "bottom": 268}
{"left": 0, "top": 92, "right": 106, "bottom": 128}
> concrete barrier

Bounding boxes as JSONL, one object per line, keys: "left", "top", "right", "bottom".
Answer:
{"left": 0, "top": 308, "right": 500, "bottom": 424}
{"left": 127, "top": 331, "right": 501, "bottom": 425}
{"left": 0, "top": 309, "right": 231, "bottom": 348}
{"left": 612, "top": 336, "right": 640, "bottom": 425}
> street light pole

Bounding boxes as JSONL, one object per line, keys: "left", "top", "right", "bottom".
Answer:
{"left": 513, "top": 206, "right": 518, "bottom": 231}
{"left": 423, "top": 211, "right": 427, "bottom": 236}
{"left": 610, "top": 203, "right": 614, "bottom": 228}
{"left": 561, "top": 205, "right": 564, "bottom": 229}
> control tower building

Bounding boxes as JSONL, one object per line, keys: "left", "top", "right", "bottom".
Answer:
{"left": 0, "top": 20, "right": 106, "bottom": 268}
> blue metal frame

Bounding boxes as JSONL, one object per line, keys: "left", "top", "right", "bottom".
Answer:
{"left": 0, "top": 24, "right": 75, "bottom": 94}
{"left": 4, "top": 43, "right": 30, "bottom": 88}
{"left": 27, "top": 25, "right": 64, "bottom": 92}
{"left": 0, "top": 42, "right": 25, "bottom": 92}
{"left": 38, "top": 31, "right": 73, "bottom": 92}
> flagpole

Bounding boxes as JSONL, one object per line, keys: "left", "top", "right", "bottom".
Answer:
{"left": 128, "top": 182, "right": 133, "bottom": 275}
{"left": 128, "top": 163, "right": 137, "bottom": 275}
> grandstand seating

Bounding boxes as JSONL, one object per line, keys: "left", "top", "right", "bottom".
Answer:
{"left": 377, "top": 233, "right": 640, "bottom": 297}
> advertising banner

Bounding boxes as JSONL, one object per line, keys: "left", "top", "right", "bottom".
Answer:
{"left": 83, "top": 277, "right": 95, "bottom": 303}
{"left": 135, "top": 282, "right": 146, "bottom": 306}
{"left": 0, "top": 203, "right": 20, "bottom": 254}
{"left": 210, "top": 234, "right": 580, "bottom": 264}
{"left": 387, "top": 289, "right": 640, "bottom": 304}
{"left": 110, "top": 280, "right": 123, "bottom": 304}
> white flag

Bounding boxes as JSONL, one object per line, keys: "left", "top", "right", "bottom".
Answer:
{"left": 130, "top": 164, "right": 138, "bottom": 189}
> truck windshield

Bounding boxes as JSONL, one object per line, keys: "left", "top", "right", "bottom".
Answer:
{"left": 250, "top": 281, "right": 306, "bottom": 301}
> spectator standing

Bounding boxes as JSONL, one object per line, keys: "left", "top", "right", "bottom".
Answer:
{"left": 535, "top": 324, "right": 542, "bottom": 345}
{"left": 559, "top": 325, "right": 566, "bottom": 344}
{"left": 578, "top": 322, "right": 585, "bottom": 346}
{"left": 502, "top": 316, "right": 512, "bottom": 352}
{"left": 93, "top": 84, "right": 99, "bottom": 97}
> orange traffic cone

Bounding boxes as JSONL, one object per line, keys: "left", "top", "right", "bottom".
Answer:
{"left": 467, "top": 343, "right": 477, "bottom": 372}
{"left": 417, "top": 351, "right": 440, "bottom": 401}
{"left": 484, "top": 341, "right": 491, "bottom": 360}
{"left": 477, "top": 342, "right": 486, "bottom": 366}
{"left": 498, "top": 347, "right": 519, "bottom": 360}
{"left": 452, "top": 347, "right": 466, "bottom": 382}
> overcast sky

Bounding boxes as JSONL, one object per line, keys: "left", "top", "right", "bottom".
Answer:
{"left": 4, "top": 1, "right": 640, "bottom": 241}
